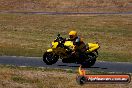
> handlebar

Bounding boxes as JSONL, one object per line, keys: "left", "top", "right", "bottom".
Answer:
{"left": 55, "top": 34, "right": 65, "bottom": 44}
{"left": 54, "top": 34, "right": 71, "bottom": 50}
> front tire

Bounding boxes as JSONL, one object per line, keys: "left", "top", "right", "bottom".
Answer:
{"left": 43, "top": 52, "right": 59, "bottom": 65}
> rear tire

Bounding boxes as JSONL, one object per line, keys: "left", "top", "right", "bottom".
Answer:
{"left": 81, "top": 53, "right": 96, "bottom": 68}
{"left": 43, "top": 52, "right": 59, "bottom": 65}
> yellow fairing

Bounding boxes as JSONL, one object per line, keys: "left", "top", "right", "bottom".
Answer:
{"left": 87, "top": 43, "right": 100, "bottom": 52}
{"left": 46, "top": 42, "right": 58, "bottom": 52}
{"left": 64, "top": 41, "right": 74, "bottom": 50}
{"left": 52, "top": 42, "right": 58, "bottom": 48}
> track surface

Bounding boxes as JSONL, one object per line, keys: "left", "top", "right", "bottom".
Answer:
{"left": 0, "top": 56, "right": 132, "bottom": 73}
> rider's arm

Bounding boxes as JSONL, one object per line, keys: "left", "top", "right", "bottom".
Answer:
{"left": 73, "top": 37, "right": 81, "bottom": 45}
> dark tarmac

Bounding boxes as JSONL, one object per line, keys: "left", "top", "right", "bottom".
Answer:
{"left": 0, "top": 56, "right": 132, "bottom": 73}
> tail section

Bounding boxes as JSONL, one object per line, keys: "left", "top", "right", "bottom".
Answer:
{"left": 87, "top": 43, "right": 100, "bottom": 52}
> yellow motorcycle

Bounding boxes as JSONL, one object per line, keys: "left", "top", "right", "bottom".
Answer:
{"left": 43, "top": 34, "right": 100, "bottom": 67}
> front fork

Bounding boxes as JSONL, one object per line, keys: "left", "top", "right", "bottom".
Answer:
{"left": 93, "top": 50, "right": 98, "bottom": 58}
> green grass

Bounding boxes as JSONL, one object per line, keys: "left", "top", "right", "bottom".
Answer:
{"left": 0, "top": 14, "right": 132, "bottom": 62}
{"left": 99, "top": 52, "right": 132, "bottom": 62}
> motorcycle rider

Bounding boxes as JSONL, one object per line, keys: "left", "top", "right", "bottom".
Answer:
{"left": 68, "top": 31, "right": 87, "bottom": 60}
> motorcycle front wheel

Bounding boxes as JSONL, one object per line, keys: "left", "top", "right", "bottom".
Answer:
{"left": 43, "top": 52, "right": 59, "bottom": 65}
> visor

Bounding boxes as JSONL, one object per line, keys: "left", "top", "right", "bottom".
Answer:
{"left": 69, "top": 35, "right": 74, "bottom": 39}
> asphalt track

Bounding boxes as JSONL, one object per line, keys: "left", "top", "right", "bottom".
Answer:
{"left": 0, "top": 56, "right": 132, "bottom": 73}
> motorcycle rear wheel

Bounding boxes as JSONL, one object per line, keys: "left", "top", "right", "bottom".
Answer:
{"left": 43, "top": 52, "right": 59, "bottom": 65}
{"left": 81, "top": 53, "right": 96, "bottom": 68}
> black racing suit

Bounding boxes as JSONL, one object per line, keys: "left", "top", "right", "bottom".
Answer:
{"left": 69, "top": 37, "right": 87, "bottom": 62}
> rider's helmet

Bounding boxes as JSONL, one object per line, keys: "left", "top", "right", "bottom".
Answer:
{"left": 69, "top": 31, "right": 77, "bottom": 40}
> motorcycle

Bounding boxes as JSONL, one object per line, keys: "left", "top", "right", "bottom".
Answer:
{"left": 43, "top": 34, "right": 100, "bottom": 67}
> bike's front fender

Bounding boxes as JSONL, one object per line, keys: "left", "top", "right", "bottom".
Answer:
{"left": 46, "top": 49, "right": 53, "bottom": 52}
